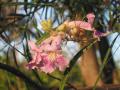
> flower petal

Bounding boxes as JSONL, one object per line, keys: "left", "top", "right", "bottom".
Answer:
{"left": 40, "top": 61, "right": 55, "bottom": 73}
{"left": 86, "top": 13, "right": 95, "bottom": 25}
{"left": 52, "top": 35, "right": 62, "bottom": 50}
{"left": 93, "top": 30, "right": 110, "bottom": 40}
{"left": 55, "top": 54, "right": 69, "bottom": 71}
{"left": 28, "top": 41, "right": 40, "bottom": 52}
{"left": 68, "top": 21, "right": 93, "bottom": 31}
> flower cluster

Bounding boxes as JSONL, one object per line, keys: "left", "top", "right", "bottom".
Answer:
{"left": 26, "top": 34, "right": 69, "bottom": 73}
{"left": 57, "top": 13, "right": 110, "bottom": 42}
{"left": 26, "top": 13, "right": 110, "bottom": 73}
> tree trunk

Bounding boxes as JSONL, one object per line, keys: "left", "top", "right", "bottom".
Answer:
{"left": 79, "top": 45, "right": 104, "bottom": 86}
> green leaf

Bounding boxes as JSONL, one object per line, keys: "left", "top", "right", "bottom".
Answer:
{"left": 24, "top": 32, "right": 44, "bottom": 85}
{"left": 24, "top": 0, "right": 28, "bottom": 14}
{"left": 60, "top": 40, "right": 97, "bottom": 90}
{"left": 93, "top": 33, "right": 120, "bottom": 90}
{"left": 32, "top": 19, "right": 43, "bottom": 37}
{"left": 36, "top": 32, "right": 50, "bottom": 44}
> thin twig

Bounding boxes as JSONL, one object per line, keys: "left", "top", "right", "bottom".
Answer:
{"left": 0, "top": 62, "right": 47, "bottom": 90}
{"left": 0, "top": 34, "right": 25, "bottom": 56}
{"left": 47, "top": 74, "right": 78, "bottom": 90}
{"left": 93, "top": 33, "right": 120, "bottom": 90}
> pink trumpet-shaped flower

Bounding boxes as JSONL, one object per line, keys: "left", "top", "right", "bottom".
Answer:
{"left": 28, "top": 41, "right": 40, "bottom": 52}
{"left": 26, "top": 41, "right": 43, "bottom": 69}
{"left": 41, "top": 35, "right": 62, "bottom": 52}
{"left": 65, "top": 13, "right": 110, "bottom": 40}
{"left": 66, "top": 13, "right": 95, "bottom": 31}
{"left": 26, "top": 52, "right": 42, "bottom": 69}
{"left": 68, "top": 21, "right": 93, "bottom": 31}
{"left": 40, "top": 52, "right": 69, "bottom": 73}
{"left": 86, "top": 13, "right": 95, "bottom": 25}
{"left": 93, "top": 30, "right": 110, "bottom": 41}
{"left": 26, "top": 35, "right": 69, "bottom": 73}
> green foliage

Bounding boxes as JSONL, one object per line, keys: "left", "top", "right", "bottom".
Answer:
{"left": 93, "top": 33, "right": 120, "bottom": 90}
{"left": 60, "top": 40, "right": 97, "bottom": 90}
{"left": 36, "top": 32, "right": 50, "bottom": 44}
{"left": 0, "top": 0, "right": 120, "bottom": 90}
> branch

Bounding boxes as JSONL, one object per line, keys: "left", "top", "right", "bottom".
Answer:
{"left": 47, "top": 74, "right": 77, "bottom": 90}
{"left": 0, "top": 62, "right": 47, "bottom": 90}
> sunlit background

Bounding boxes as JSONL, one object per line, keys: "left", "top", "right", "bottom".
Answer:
{"left": 0, "top": 0, "right": 120, "bottom": 90}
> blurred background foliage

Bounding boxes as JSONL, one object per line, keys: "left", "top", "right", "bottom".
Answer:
{"left": 0, "top": 0, "right": 120, "bottom": 90}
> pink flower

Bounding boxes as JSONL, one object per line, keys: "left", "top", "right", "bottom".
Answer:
{"left": 93, "top": 30, "right": 110, "bottom": 41}
{"left": 28, "top": 41, "right": 47, "bottom": 53}
{"left": 26, "top": 52, "right": 42, "bottom": 69}
{"left": 26, "top": 35, "right": 69, "bottom": 73}
{"left": 86, "top": 13, "right": 95, "bottom": 25}
{"left": 68, "top": 21, "right": 93, "bottom": 31}
{"left": 28, "top": 41, "right": 40, "bottom": 52}
{"left": 40, "top": 52, "right": 69, "bottom": 73}
{"left": 41, "top": 35, "right": 62, "bottom": 52}
{"left": 26, "top": 41, "right": 43, "bottom": 69}
{"left": 65, "top": 13, "right": 109, "bottom": 40}
{"left": 66, "top": 13, "right": 95, "bottom": 31}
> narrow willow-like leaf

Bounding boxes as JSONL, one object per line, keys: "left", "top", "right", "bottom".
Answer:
{"left": 24, "top": 32, "right": 44, "bottom": 85}
{"left": 12, "top": 47, "right": 19, "bottom": 68}
{"left": 93, "top": 33, "right": 120, "bottom": 90}
{"left": 45, "top": 6, "right": 48, "bottom": 19}
{"left": 36, "top": 32, "right": 50, "bottom": 44}
{"left": 24, "top": 0, "right": 28, "bottom": 14}
{"left": 60, "top": 40, "right": 97, "bottom": 90}
{"left": 32, "top": 19, "right": 42, "bottom": 37}
{"left": 0, "top": 2, "right": 38, "bottom": 6}
{"left": 24, "top": 32, "right": 32, "bottom": 61}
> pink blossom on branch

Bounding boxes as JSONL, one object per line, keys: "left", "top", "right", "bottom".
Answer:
{"left": 40, "top": 35, "right": 62, "bottom": 52}
{"left": 86, "top": 13, "right": 95, "bottom": 25}
{"left": 28, "top": 41, "right": 42, "bottom": 52}
{"left": 40, "top": 52, "right": 69, "bottom": 73}
{"left": 26, "top": 35, "right": 69, "bottom": 73}
{"left": 26, "top": 41, "right": 43, "bottom": 69}
{"left": 93, "top": 30, "right": 110, "bottom": 41}
{"left": 68, "top": 21, "right": 94, "bottom": 31}
{"left": 64, "top": 13, "right": 95, "bottom": 31}
{"left": 66, "top": 13, "right": 110, "bottom": 40}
